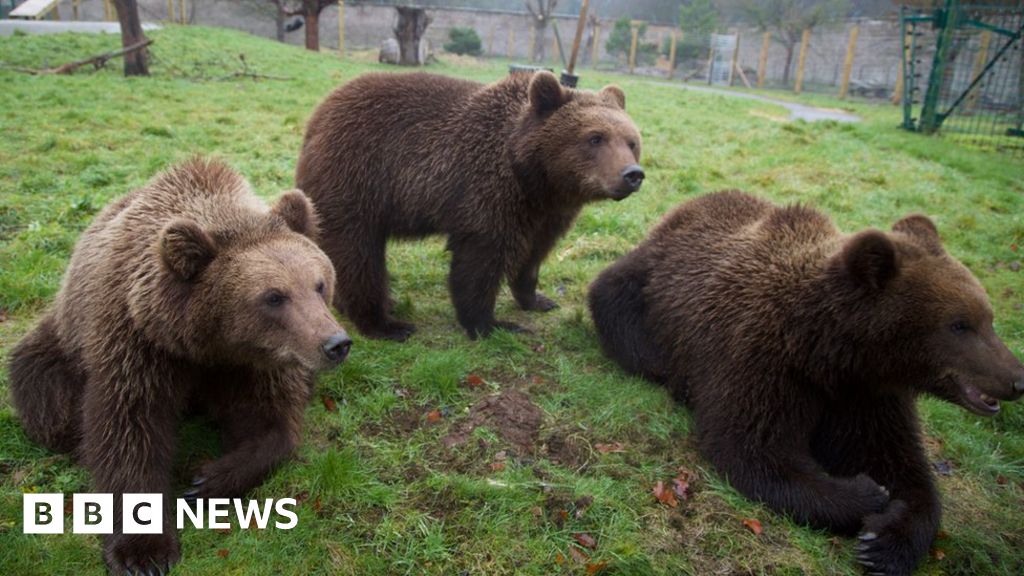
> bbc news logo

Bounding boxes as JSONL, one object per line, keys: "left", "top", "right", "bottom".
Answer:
{"left": 23, "top": 494, "right": 298, "bottom": 534}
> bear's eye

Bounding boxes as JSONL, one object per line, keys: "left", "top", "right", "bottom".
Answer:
{"left": 264, "top": 291, "right": 287, "bottom": 307}
{"left": 588, "top": 134, "right": 603, "bottom": 146}
{"left": 315, "top": 280, "right": 326, "bottom": 295}
{"left": 950, "top": 321, "right": 971, "bottom": 335}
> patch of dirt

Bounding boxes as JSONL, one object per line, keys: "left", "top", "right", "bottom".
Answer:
{"left": 541, "top": 429, "right": 591, "bottom": 471}
{"left": 441, "top": 389, "right": 543, "bottom": 454}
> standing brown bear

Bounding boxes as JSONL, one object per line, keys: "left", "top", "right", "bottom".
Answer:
{"left": 8, "top": 158, "right": 351, "bottom": 575}
{"left": 588, "top": 191, "right": 1024, "bottom": 576}
{"left": 296, "top": 71, "right": 643, "bottom": 340}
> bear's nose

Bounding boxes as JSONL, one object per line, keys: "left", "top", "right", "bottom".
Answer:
{"left": 621, "top": 165, "right": 645, "bottom": 191}
{"left": 322, "top": 331, "right": 352, "bottom": 363}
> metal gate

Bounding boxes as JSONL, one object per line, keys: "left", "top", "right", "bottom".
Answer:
{"left": 901, "top": 0, "right": 1024, "bottom": 155}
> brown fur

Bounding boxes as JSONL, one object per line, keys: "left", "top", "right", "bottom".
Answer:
{"left": 8, "top": 159, "right": 351, "bottom": 574}
{"left": 589, "top": 190, "right": 1024, "bottom": 576}
{"left": 296, "top": 71, "right": 643, "bottom": 339}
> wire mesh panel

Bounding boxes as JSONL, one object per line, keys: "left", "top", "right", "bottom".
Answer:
{"left": 901, "top": 1, "right": 1024, "bottom": 156}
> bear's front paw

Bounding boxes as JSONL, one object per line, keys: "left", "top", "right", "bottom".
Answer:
{"left": 855, "top": 500, "right": 922, "bottom": 576}
{"left": 104, "top": 532, "right": 180, "bottom": 576}
{"left": 851, "top": 473, "right": 891, "bottom": 515}
{"left": 522, "top": 292, "right": 559, "bottom": 312}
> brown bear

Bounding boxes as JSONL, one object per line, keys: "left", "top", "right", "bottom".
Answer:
{"left": 8, "top": 158, "right": 351, "bottom": 575}
{"left": 296, "top": 70, "right": 643, "bottom": 340}
{"left": 588, "top": 190, "right": 1024, "bottom": 576}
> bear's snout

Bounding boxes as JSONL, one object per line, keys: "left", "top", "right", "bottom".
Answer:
{"left": 619, "top": 165, "right": 645, "bottom": 197}
{"left": 322, "top": 331, "right": 352, "bottom": 363}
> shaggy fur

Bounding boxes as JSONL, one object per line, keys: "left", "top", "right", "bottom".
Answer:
{"left": 589, "top": 190, "right": 1024, "bottom": 576}
{"left": 8, "top": 158, "right": 351, "bottom": 575}
{"left": 296, "top": 70, "right": 644, "bottom": 340}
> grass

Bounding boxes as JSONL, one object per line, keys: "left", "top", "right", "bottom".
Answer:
{"left": 1, "top": 25, "right": 1023, "bottom": 576}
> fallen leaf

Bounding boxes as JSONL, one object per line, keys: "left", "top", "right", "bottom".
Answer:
{"left": 294, "top": 491, "right": 309, "bottom": 504}
{"left": 653, "top": 480, "right": 678, "bottom": 508}
{"left": 490, "top": 461, "right": 506, "bottom": 472}
{"left": 574, "top": 532, "right": 597, "bottom": 549}
{"left": 672, "top": 477, "right": 691, "bottom": 501}
{"left": 742, "top": 518, "right": 763, "bottom": 536}
{"left": 215, "top": 527, "right": 231, "bottom": 535}
{"left": 585, "top": 560, "right": 609, "bottom": 575}
{"left": 425, "top": 409, "right": 442, "bottom": 423}
{"left": 932, "top": 548, "right": 946, "bottom": 561}
{"left": 216, "top": 548, "right": 230, "bottom": 559}
{"left": 531, "top": 375, "right": 546, "bottom": 385}
{"left": 554, "top": 552, "right": 565, "bottom": 565}
{"left": 530, "top": 506, "right": 543, "bottom": 517}
{"left": 569, "top": 546, "right": 590, "bottom": 564}
{"left": 494, "top": 450, "right": 508, "bottom": 461}
{"left": 595, "top": 442, "right": 625, "bottom": 454}
{"left": 465, "top": 374, "right": 484, "bottom": 388}
{"left": 313, "top": 497, "right": 322, "bottom": 513}
{"left": 532, "top": 343, "right": 546, "bottom": 353}
{"left": 996, "top": 475, "right": 1008, "bottom": 485}
{"left": 573, "top": 495, "right": 594, "bottom": 519}
{"left": 321, "top": 395, "right": 337, "bottom": 412}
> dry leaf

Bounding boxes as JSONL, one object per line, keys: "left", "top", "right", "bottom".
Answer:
{"left": 932, "top": 548, "right": 946, "bottom": 561}
{"left": 742, "top": 518, "right": 763, "bottom": 536}
{"left": 465, "top": 374, "right": 484, "bottom": 388}
{"left": 653, "top": 480, "right": 678, "bottom": 508}
{"left": 321, "top": 395, "right": 337, "bottom": 412}
{"left": 216, "top": 548, "right": 230, "bottom": 559}
{"left": 490, "top": 461, "right": 506, "bottom": 472}
{"left": 585, "top": 560, "right": 609, "bottom": 575}
{"left": 426, "top": 409, "right": 442, "bottom": 423}
{"left": 574, "top": 532, "right": 597, "bottom": 549}
{"left": 595, "top": 442, "right": 625, "bottom": 454}
{"left": 569, "top": 546, "right": 590, "bottom": 564}
{"left": 554, "top": 552, "right": 565, "bottom": 565}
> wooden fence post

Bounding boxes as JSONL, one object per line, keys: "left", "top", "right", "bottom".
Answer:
{"left": 337, "top": 1, "right": 345, "bottom": 57}
{"left": 628, "top": 20, "right": 641, "bottom": 74}
{"left": 839, "top": 25, "right": 860, "bottom": 99}
{"left": 728, "top": 32, "right": 740, "bottom": 86}
{"left": 794, "top": 28, "right": 810, "bottom": 94}
{"left": 758, "top": 31, "right": 770, "bottom": 88}
{"left": 591, "top": 23, "right": 601, "bottom": 67}
{"left": 668, "top": 30, "right": 678, "bottom": 77}
{"left": 966, "top": 30, "right": 991, "bottom": 111}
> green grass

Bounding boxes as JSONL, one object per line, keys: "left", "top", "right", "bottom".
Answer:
{"left": 2, "top": 25, "right": 1024, "bottom": 576}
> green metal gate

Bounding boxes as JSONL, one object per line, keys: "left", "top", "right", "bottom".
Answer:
{"left": 901, "top": 1, "right": 1024, "bottom": 155}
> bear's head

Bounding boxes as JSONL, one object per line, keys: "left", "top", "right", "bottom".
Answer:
{"left": 157, "top": 190, "right": 351, "bottom": 372}
{"left": 513, "top": 71, "right": 643, "bottom": 204}
{"left": 833, "top": 214, "right": 1024, "bottom": 415}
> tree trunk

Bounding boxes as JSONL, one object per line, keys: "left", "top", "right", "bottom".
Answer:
{"left": 394, "top": 6, "right": 431, "bottom": 66}
{"left": 782, "top": 43, "right": 795, "bottom": 85}
{"left": 274, "top": 6, "right": 285, "bottom": 42}
{"left": 532, "top": 19, "right": 547, "bottom": 63}
{"left": 112, "top": 0, "right": 148, "bottom": 76}
{"left": 304, "top": 9, "right": 320, "bottom": 50}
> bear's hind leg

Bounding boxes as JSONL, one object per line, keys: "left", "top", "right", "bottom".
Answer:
{"left": 8, "top": 314, "right": 86, "bottom": 454}
{"left": 587, "top": 251, "right": 668, "bottom": 383}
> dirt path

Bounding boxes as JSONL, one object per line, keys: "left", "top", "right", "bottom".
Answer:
{"left": 648, "top": 81, "right": 862, "bottom": 123}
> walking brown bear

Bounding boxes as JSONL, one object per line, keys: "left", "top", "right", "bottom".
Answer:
{"left": 296, "top": 70, "right": 644, "bottom": 340}
{"left": 8, "top": 158, "right": 352, "bottom": 575}
{"left": 588, "top": 190, "right": 1024, "bottom": 576}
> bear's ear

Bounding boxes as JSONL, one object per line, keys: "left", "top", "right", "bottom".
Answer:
{"left": 528, "top": 71, "right": 569, "bottom": 115}
{"left": 840, "top": 230, "right": 900, "bottom": 290}
{"left": 271, "top": 189, "right": 320, "bottom": 240}
{"left": 892, "top": 214, "right": 944, "bottom": 256}
{"left": 600, "top": 85, "right": 626, "bottom": 110}
{"left": 160, "top": 219, "right": 217, "bottom": 281}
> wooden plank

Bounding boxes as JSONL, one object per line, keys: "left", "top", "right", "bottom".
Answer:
{"left": 838, "top": 25, "right": 860, "bottom": 99}
{"left": 9, "top": 0, "right": 60, "bottom": 20}
{"left": 794, "top": 28, "right": 811, "bottom": 94}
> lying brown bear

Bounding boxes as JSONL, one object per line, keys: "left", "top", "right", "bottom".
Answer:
{"left": 8, "top": 158, "right": 351, "bottom": 575}
{"left": 588, "top": 190, "right": 1024, "bottom": 576}
{"left": 296, "top": 70, "right": 643, "bottom": 340}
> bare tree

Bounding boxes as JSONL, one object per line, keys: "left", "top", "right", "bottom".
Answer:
{"left": 277, "top": 0, "right": 337, "bottom": 51}
{"left": 725, "top": 0, "right": 849, "bottom": 84}
{"left": 394, "top": 6, "right": 432, "bottom": 66}
{"left": 525, "top": 0, "right": 558, "bottom": 63}
{"left": 112, "top": 0, "right": 149, "bottom": 76}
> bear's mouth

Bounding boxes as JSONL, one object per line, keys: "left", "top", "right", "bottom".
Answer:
{"left": 959, "top": 382, "right": 1001, "bottom": 416}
